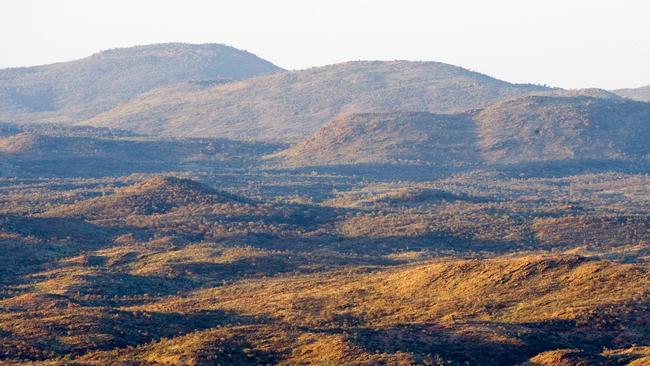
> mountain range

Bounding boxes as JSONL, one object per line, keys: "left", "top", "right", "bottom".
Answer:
{"left": 81, "top": 60, "right": 552, "bottom": 140}
{"left": 1, "top": 42, "right": 650, "bottom": 365}
{"left": 1, "top": 43, "right": 647, "bottom": 149}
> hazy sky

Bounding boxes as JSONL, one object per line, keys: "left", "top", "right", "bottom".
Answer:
{"left": 2, "top": 0, "right": 649, "bottom": 89}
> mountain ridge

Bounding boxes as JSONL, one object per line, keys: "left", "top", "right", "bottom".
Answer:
{"left": 0, "top": 43, "right": 282, "bottom": 124}
{"left": 82, "top": 60, "right": 552, "bottom": 140}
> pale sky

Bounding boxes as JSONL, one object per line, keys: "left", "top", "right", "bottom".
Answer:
{"left": 2, "top": 0, "right": 649, "bottom": 89}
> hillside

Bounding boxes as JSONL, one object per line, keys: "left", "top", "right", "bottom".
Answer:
{"left": 2, "top": 252, "right": 647, "bottom": 365}
{"left": 107, "top": 255, "right": 647, "bottom": 365}
{"left": 0, "top": 123, "right": 282, "bottom": 177}
{"left": 614, "top": 85, "right": 650, "bottom": 102}
{"left": 475, "top": 95, "right": 650, "bottom": 164}
{"left": 43, "top": 176, "right": 246, "bottom": 219}
{"left": 268, "top": 112, "right": 478, "bottom": 167}
{"left": 83, "top": 60, "right": 550, "bottom": 140}
{"left": 269, "top": 96, "right": 650, "bottom": 167}
{"left": 0, "top": 132, "right": 45, "bottom": 154}
{"left": 0, "top": 43, "right": 281, "bottom": 123}
{"left": 0, "top": 132, "right": 141, "bottom": 158}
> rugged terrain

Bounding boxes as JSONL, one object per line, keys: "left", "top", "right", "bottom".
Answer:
{"left": 0, "top": 44, "right": 649, "bottom": 365}
{"left": 1, "top": 166, "right": 649, "bottom": 365}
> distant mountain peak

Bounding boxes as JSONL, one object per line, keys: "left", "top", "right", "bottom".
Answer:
{"left": 0, "top": 43, "right": 282, "bottom": 124}
{"left": 87, "top": 42, "right": 262, "bottom": 60}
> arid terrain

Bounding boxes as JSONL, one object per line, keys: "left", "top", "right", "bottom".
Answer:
{"left": 0, "top": 43, "right": 649, "bottom": 365}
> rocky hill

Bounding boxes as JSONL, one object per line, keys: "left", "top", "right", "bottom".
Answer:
{"left": 475, "top": 95, "right": 650, "bottom": 164}
{"left": 113, "top": 255, "right": 649, "bottom": 365}
{"left": 43, "top": 176, "right": 246, "bottom": 219}
{"left": 269, "top": 96, "right": 650, "bottom": 167}
{"left": 267, "top": 111, "right": 478, "bottom": 167}
{"left": 0, "top": 43, "right": 281, "bottom": 124}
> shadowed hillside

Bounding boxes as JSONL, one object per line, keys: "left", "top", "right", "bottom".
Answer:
{"left": 0, "top": 43, "right": 281, "bottom": 124}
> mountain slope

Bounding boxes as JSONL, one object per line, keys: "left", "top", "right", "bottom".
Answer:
{"left": 0, "top": 43, "right": 281, "bottom": 123}
{"left": 614, "top": 85, "right": 650, "bottom": 102}
{"left": 83, "top": 60, "right": 551, "bottom": 140}
{"left": 151, "top": 254, "right": 648, "bottom": 328}
{"left": 475, "top": 96, "right": 650, "bottom": 164}
{"left": 269, "top": 96, "right": 650, "bottom": 167}
{"left": 267, "top": 112, "right": 478, "bottom": 167}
